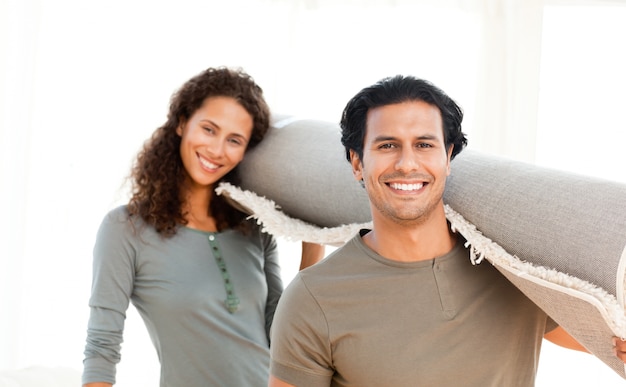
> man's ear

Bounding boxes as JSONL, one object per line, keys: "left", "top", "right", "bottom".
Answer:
{"left": 446, "top": 144, "right": 454, "bottom": 176}
{"left": 349, "top": 149, "right": 363, "bottom": 182}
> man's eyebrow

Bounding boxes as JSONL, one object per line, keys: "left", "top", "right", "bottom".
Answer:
{"left": 415, "top": 134, "right": 439, "bottom": 141}
{"left": 372, "top": 135, "right": 397, "bottom": 142}
{"left": 372, "top": 134, "right": 438, "bottom": 142}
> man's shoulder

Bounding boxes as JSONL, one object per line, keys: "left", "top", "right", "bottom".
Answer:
{"left": 292, "top": 237, "right": 365, "bottom": 294}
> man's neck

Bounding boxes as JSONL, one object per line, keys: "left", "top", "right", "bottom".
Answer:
{"left": 362, "top": 207, "right": 456, "bottom": 262}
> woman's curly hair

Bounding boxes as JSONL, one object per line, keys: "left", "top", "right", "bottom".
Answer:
{"left": 127, "top": 67, "right": 270, "bottom": 237}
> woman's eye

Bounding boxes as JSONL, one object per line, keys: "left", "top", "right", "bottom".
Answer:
{"left": 228, "top": 138, "right": 243, "bottom": 146}
{"left": 203, "top": 127, "right": 215, "bottom": 134}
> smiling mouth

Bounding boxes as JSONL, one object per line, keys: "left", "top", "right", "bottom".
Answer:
{"left": 388, "top": 182, "right": 425, "bottom": 191}
{"left": 198, "top": 155, "right": 220, "bottom": 170}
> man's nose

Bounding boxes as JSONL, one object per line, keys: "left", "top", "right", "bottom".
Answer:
{"left": 395, "top": 148, "right": 420, "bottom": 172}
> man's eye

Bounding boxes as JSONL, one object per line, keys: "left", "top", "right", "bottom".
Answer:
{"left": 417, "top": 143, "right": 432, "bottom": 148}
{"left": 379, "top": 143, "right": 395, "bottom": 149}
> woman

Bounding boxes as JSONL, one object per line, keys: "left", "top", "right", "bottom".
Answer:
{"left": 82, "top": 67, "right": 323, "bottom": 387}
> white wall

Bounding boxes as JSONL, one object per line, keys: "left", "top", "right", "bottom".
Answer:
{"left": 1, "top": 1, "right": 625, "bottom": 386}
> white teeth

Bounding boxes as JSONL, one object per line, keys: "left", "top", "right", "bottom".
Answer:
{"left": 199, "top": 157, "right": 219, "bottom": 169}
{"left": 390, "top": 182, "right": 424, "bottom": 191}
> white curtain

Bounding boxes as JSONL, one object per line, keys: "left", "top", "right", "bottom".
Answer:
{"left": 1, "top": 0, "right": 625, "bottom": 385}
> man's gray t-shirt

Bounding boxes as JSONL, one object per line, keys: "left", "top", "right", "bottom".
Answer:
{"left": 270, "top": 231, "right": 556, "bottom": 387}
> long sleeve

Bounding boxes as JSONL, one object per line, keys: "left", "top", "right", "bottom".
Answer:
{"left": 262, "top": 232, "right": 282, "bottom": 342}
{"left": 83, "top": 210, "right": 278, "bottom": 386}
{"left": 82, "top": 206, "right": 136, "bottom": 385}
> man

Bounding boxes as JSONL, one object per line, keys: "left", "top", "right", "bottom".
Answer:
{"left": 268, "top": 75, "right": 626, "bottom": 386}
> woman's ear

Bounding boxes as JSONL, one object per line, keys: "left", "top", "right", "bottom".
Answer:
{"left": 176, "top": 118, "right": 186, "bottom": 137}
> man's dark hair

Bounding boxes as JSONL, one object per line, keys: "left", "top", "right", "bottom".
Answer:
{"left": 340, "top": 75, "right": 467, "bottom": 162}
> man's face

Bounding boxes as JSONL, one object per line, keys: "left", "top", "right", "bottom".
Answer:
{"left": 350, "top": 100, "right": 452, "bottom": 226}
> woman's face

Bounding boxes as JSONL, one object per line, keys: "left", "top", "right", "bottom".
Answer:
{"left": 176, "top": 96, "right": 253, "bottom": 190}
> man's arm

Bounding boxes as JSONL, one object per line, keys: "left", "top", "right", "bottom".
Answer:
{"left": 613, "top": 337, "right": 626, "bottom": 363}
{"left": 268, "top": 273, "right": 333, "bottom": 387}
{"left": 268, "top": 374, "right": 297, "bottom": 387}
{"left": 543, "top": 326, "right": 587, "bottom": 352}
{"left": 544, "top": 326, "right": 626, "bottom": 365}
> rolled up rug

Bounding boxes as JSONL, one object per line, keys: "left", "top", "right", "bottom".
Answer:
{"left": 217, "top": 115, "right": 626, "bottom": 378}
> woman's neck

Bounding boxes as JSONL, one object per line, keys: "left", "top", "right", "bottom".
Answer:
{"left": 182, "top": 184, "right": 217, "bottom": 232}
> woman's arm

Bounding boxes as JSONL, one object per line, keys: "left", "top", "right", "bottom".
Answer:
{"left": 300, "top": 242, "right": 325, "bottom": 270}
{"left": 83, "top": 208, "right": 136, "bottom": 384}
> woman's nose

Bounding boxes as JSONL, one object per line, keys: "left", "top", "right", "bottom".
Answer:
{"left": 206, "top": 138, "right": 225, "bottom": 157}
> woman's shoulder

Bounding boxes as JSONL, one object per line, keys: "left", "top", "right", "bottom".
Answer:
{"left": 100, "top": 204, "right": 139, "bottom": 227}
{"left": 227, "top": 218, "right": 277, "bottom": 249}
{"left": 103, "top": 204, "right": 130, "bottom": 220}
{"left": 98, "top": 204, "right": 147, "bottom": 235}
{"left": 96, "top": 204, "right": 165, "bottom": 247}
{"left": 233, "top": 217, "right": 261, "bottom": 234}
